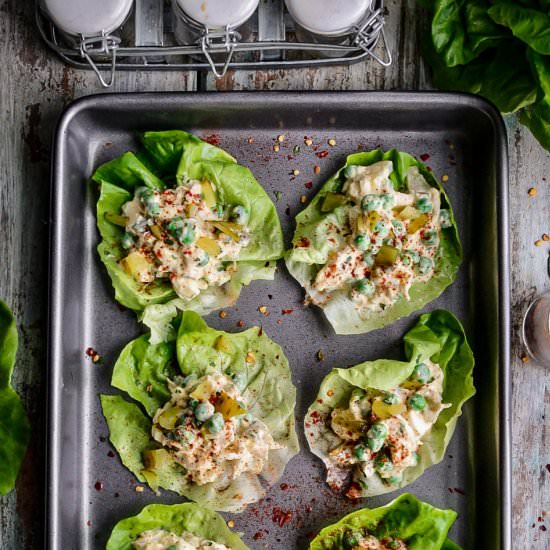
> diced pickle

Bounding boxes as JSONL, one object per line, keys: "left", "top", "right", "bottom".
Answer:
{"left": 321, "top": 192, "right": 348, "bottom": 212}
{"left": 197, "top": 236, "right": 222, "bottom": 256}
{"left": 158, "top": 406, "right": 184, "bottom": 430}
{"left": 375, "top": 245, "right": 399, "bottom": 266}
{"left": 105, "top": 212, "right": 129, "bottom": 227}
{"left": 215, "top": 391, "right": 246, "bottom": 420}
{"left": 190, "top": 380, "right": 216, "bottom": 401}
{"left": 143, "top": 448, "right": 171, "bottom": 470}
{"left": 121, "top": 251, "right": 153, "bottom": 281}
{"left": 211, "top": 221, "right": 242, "bottom": 242}
{"left": 215, "top": 334, "right": 233, "bottom": 353}
{"left": 367, "top": 211, "right": 380, "bottom": 232}
{"left": 149, "top": 224, "right": 163, "bottom": 239}
{"left": 140, "top": 469, "right": 159, "bottom": 492}
{"left": 356, "top": 213, "right": 369, "bottom": 233}
{"left": 372, "top": 399, "right": 407, "bottom": 419}
{"left": 407, "top": 214, "right": 429, "bottom": 234}
{"left": 201, "top": 179, "right": 217, "bottom": 209}
{"left": 396, "top": 206, "right": 420, "bottom": 221}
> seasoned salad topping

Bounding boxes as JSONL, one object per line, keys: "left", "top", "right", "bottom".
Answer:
{"left": 116, "top": 179, "right": 250, "bottom": 300}
{"left": 133, "top": 528, "right": 231, "bottom": 550}
{"left": 322, "top": 360, "right": 449, "bottom": 492}
{"left": 337, "top": 529, "right": 407, "bottom": 550}
{"left": 310, "top": 161, "right": 451, "bottom": 313}
{"left": 150, "top": 372, "right": 279, "bottom": 486}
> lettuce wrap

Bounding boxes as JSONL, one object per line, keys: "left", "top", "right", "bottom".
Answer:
{"left": 309, "top": 493, "right": 461, "bottom": 550}
{"left": 92, "top": 130, "right": 284, "bottom": 322}
{"left": 101, "top": 311, "right": 299, "bottom": 512}
{"left": 106, "top": 502, "right": 249, "bottom": 550}
{"left": 0, "top": 299, "right": 31, "bottom": 495}
{"left": 285, "top": 149, "right": 462, "bottom": 335}
{"left": 305, "top": 310, "right": 474, "bottom": 498}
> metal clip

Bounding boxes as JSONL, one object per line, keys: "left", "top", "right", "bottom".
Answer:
{"left": 79, "top": 32, "right": 121, "bottom": 87}
{"left": 199, "top": 26, "right": 241, "bottom": 79}
{"left": 353, "top": 10, "right": 392, "bottom": 68}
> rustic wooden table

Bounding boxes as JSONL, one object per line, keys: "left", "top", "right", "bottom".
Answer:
{"left": 1, "top": 1, "right": 549, "bottom": 548}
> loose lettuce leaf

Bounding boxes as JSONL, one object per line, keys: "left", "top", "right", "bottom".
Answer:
{"left": 106, "top": 502, "right": 249, "bottom": 550}
{"left": 432, "top": 0, "right": 508, "bottom": 67}
{"left": 92, "top": 130, "right": 284, "bottom": 315}
{"left": 306, "top": 310, "right": 475, "bottom": 497}
{"left": 309, "top": 493, "right": 460, "bottom": 550}
{"left": 0, "top": 299, "right": 31, "bottom": 495}
{"left": 102, "top": 311, "right": 298, "bottom": 512}
{"left": 488, "top": 2, "right": 550, "bottom": 55}
{"left": 285, "top": 150, "right": 462, "bottom": 335}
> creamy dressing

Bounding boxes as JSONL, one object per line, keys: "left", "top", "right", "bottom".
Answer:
{"left": 133, "top": 528, "right": 231, "bottom": 550}
{"left": 151, "top": 373, "right": 279, "bottom": 486}
{"left": 120, "top": 180, "right": 250, "bottom": 300}
{"left": 326, "top": 360, "right": 449, "bottom": 486}
{"left": 310, "top": 161, "right": 451, "bottom": 313}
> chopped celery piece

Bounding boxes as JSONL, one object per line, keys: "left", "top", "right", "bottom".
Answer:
{"left": 372, "top": 399, "right": 407, "bottom": 419}
{"left": 201, "top": 179, "right": 217, "bottom": 209}
{"left": 149, "top": 224, "right": 163, "bottom": 239}
{"left": 211, "top": 221, "right": 242, "bottom": 242}
{"left": 196, "top": 236, "right": 221, "bottom": 256}
{"left": 158, "top": 406, "right": 184, "bottom": 430}
{"left": 375, "top": 245, "right": 399, "bottom": 266}
{"left": 215, "top": 391, "right": 246, "bottom": 420}
{"left": 321, "top": 192, "right": 347, "bottom": 212}
{"left": 104, "top": 212, "right": 128, "bottom": 227}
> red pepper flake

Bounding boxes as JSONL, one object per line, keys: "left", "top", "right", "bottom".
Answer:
{"left": 281, "top": 309, "right": 294, "bottom": 315}
{"left": 305, "top": 181, "right": 313, "bottom": 189}
{"left": 316, "top": 150, "right": 329, "bottom": 158}
{"left": 541, "top": 525, "right": 547, "bottom": 532}
{"left": 297, "top": 237, "right": 311, "bottom": 248}
{"left": 426, "top": 166, "right": 432, "bottom": 172}
{"left": 420, "top": 153, "right": 430, "bottom": 161}
{"left": 204, "top": 134, "right": 220, "bottom": 146}
{"left": 85, "top": 347, "right": 102, "bottom": 364}
{"left": 345, "top": 482, "right": 362, "bottom": 500}
{"left": 545, "top": 464, "right": 550, "bottom": 473}
{"left": 280, "top": 483, "right": 289, "bottom": 491}
{"left": 236, "top": 320, "right": 244, "bottom": 328}
{"left": 272, "top": 507, "right": 293, "bottom": 527}
{"left": 107, "top": 451, "right": 115, "bottom": 458}
{"left": 94, "top": 481, "right": 103, "bottom": 491}
{"left": 285, "top": 206, "right": 291, "bottom": 216}
{"left": 253, "top": 532, "right": 263, "bottom": 540}
{"left": 86, "top": 520, "right": 92, "bottom": 527}
{"left": 453, "top": 487, "right": 465, "bottom": 495}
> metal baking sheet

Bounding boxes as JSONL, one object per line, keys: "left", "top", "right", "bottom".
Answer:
{"left": 48, "top": 92, "right": 511, "bottom": 549}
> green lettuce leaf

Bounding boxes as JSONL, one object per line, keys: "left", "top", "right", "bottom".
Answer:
{"left": 488, "top": 2, "right": 550, "bottom": 54}
{"left": 0, "top": 299, "right": 31, "bottom": 495}
{"left": 106, "top": 502, "right": 249, "bottom": 550}
{"left": 102, "top": 311, "right": 298, "bottom": 512}
{"left": 285, "top": 150, "right": 462, "bottom": 335}
{"left": 305, "top": 310, "right": 475, "bottom": 498}
{"left": 92, "top": 130, "right": 284, "bottom": 316}
{"left": 309, "top": 493, "right": 460, "bottom": 550}
{"left": 432, "top": 0, "right": 508, "bottom": 67}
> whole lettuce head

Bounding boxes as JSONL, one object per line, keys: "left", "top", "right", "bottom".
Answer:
{"left": 92, "top": 130, "right": 284, "bottom": 318}
{"left": 106, "top": 502, "right": 249, "bottom": 550}
{"left": 305, "top": 310, "right": 474, "bottom": 498}
{"left": 285, "top": 149, "right": 462, "bottom": 335}
{"left": 101, "top": 311, "right": 299, "bottom": 512}
{"left": 0, "top": 299, "right": 31, "bottom": 495}
{"left": 309, "top": 493, "right": 461, "bottom": 550}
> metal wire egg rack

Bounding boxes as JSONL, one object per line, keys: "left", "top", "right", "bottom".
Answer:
{"left": 35, "top": 0, "right": 391, "bottom": 87}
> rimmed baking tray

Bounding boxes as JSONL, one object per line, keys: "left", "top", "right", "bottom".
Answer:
{"left": 48, "top": 92, "right": 510, "bottom": 549}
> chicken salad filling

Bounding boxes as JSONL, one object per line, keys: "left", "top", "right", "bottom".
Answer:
{"left": 115, "top": 179, "right": 250, "bottom": 301}
{"left": 311, "top": 161, "right": 452, "bottom": 313}
{"left": 150, "top": 372, "right": 280, "bottom": 486}
{"left": 337, "top": 529, "right": 407, "bottom": 550}
{"left": 133, "top": 528, "right": 231, "bottom": 550}
{"left": 326, "top": 360, "right": 449, "bottom": 494}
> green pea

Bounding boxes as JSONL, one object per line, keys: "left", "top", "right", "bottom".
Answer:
{"left": 383, "top": 393, "right": 399, "bottom": 405}
{"left": 387, "top": 474, "right": 403, "bottom": 485}
{"left": 408, "top": 394, "right": 427, "bottom": 411}
{"left": 182, "top": 374, "right": 197, "bottom": 386}
{"left": 120, "top": 232, "right": 134, "bottom": 250}
{"left": 422, "top": 229, "right": 438, "bottom": 247}
{"left": 188, "top": 398, "right": 199, "bottom": 409}
{"left": 205, "top": 412, "right": 224, "bottom": 434}
{"left": 354, "top": 234, "right": 369, "bottom": 251}
{"left": 353, "top": 279, "right": 375, "bottom": 296}
{"left": 180, "top": 221, "right": 195, "bottom": 244}
{"left": 363, "top": 253, "right": 375, "bottom": 268}
{"left": 343, "top": 531, "right": 360, "bottom": 549}
{"left": 353, "top": 444, "right": 367, "bottom": 461}
{"left": 374, "top": 453, "right": 394, "bottom": 474}
{"left": 392, "top": 219, "right": 405, "bottom": 236}
{"left": 416, "top": 196, "right": 432, "bottom": 213}
{"left": 417, "top": 256, "right": 433, "bottom": 275}
{"left": 194, "top": 402, "right": 215, "bottom": 422}
{"left": 411, "top": 363, "right": 431, "bottom": 384}
{"left": 343, "top": 166, "right": 356, "bottom": 179}
{"left": 137, "top": 187, "right": 160, "bottom": 216}
{"left": 367, "top": 437, "right": 385, "bottom": 452}
{"left": 401, "top": 255, "right": 411, "bottom": 266}
{"left": 380, "top": 194, "right": 395, "bottom": 209}
{"left": 439, "top": 208, "right": 452, "bottom": 228}
{"left": 387, "top": 540, "right": 401, "bottom": 549}
{"left": 403, "top": 249, "right": 420, "bottom": 264}
{"left": 197, "top": 251, "right": 210, "bottom": 267}
{"left": 368, "top": 422, "right": 388, "bottom": 440}
{"left": 373, "top": 221, "right": 389, "bottom": 237}
{"left": 361, "top": 194, "right": 383, "bottom": 212}
{"left": 231, "top": 205, "right": 248, "bottom": 224}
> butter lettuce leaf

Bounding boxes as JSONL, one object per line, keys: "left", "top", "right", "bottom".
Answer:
{"left": 309, "top": 493, "right": 460, "bottom": 550}
{"left": 305, "top": 310, "right": 475, "bottom": 498}
{"left": 106, "top": 502, "right": 249, "bottom": 550}
{"left": 285, "top": 150, "right": 462, "bottom": 335}
{"left": 0, "top": 299, "right": 31, "bottom": 495}
{"left": 92, "top": 130, "right": 284, "bottom": 316}
{"left": 101, "top": 311, "right": 298, "bottom": 512}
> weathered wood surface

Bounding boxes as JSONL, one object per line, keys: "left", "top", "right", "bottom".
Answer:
{"left": 0, "top": 0, "right": 548, "bottom": 547}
